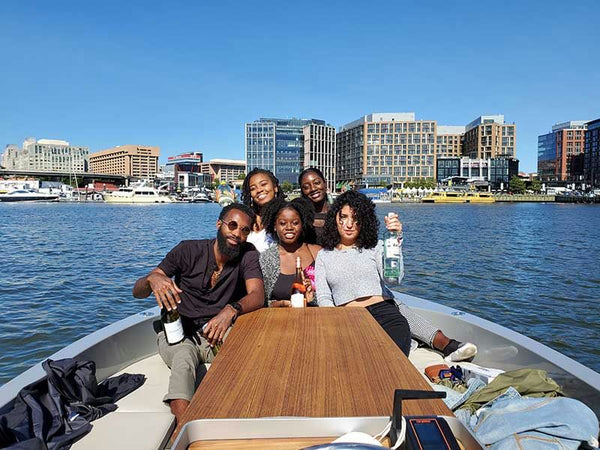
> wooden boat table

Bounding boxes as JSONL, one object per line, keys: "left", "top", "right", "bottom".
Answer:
{"left": 175, "top": 307, "right": 452, "bottom": 449}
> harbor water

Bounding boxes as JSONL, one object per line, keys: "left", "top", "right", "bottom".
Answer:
{"left": 0, "top": 202, "right": 599, "bottom": 385}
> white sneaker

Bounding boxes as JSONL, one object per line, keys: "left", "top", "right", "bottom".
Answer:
{"left": 445, "top": 342, "right": 477, "bottom": 362}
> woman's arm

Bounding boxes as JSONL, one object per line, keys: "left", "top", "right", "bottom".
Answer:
{"left": 315, "top": 252, "right": 334, "bottom": 307}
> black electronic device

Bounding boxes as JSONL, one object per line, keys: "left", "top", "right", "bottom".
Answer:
{"left": 404, "top": 416, "right": 461, "bottom": 450}
{"left": 390, "top": 389, "right": 461, "bottom": 450}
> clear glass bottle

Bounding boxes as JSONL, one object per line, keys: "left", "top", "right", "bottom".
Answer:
{"left": 383, "top": 212, "right": 402, "bottom": 286}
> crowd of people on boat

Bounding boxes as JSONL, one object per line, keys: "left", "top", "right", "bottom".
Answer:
{"left": 132, "top": 167, "right": 477, "bottom": 423}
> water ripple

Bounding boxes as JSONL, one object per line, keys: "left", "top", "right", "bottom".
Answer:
{"left": 1, "top": 202, "right": 599, "bottom": 385}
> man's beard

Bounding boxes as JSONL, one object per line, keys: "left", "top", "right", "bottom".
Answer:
{"left": 217, "top": 229, "right": 242, "bottom": 260}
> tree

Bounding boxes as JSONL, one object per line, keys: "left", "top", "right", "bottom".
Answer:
{"left": 530, "top": 179, "right": 541, "bottom": 193}
{"left": 281, "top": 181, "right": 294, "bottom": 193}
{"left": 237, "top": 173, "right": 246, "bottom": 180}
{"left": 212, "top": 179, "right": 221, "bottom": 190}
{"left": 509, "top": 176, "right": 526, "bottom": 194}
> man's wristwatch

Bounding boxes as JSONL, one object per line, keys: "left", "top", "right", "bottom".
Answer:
{"left": 228, "top": 302, "right": 242, "bottom": 321}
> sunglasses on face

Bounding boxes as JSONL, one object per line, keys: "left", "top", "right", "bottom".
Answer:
{"left": 221, "top": 219, "right": 251, "bottom": 237}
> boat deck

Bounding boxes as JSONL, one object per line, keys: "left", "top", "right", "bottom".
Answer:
{"left": 71, "top": 324, "right": 448, "bottom": 450}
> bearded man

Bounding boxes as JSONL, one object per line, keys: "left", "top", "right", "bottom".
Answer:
{"left": 132, "top": 203, "right": 264, "bottom": 423}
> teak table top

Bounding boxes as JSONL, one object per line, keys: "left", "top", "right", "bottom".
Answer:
{"left": 175, "top": 307, "right": 451, "bottom": 442}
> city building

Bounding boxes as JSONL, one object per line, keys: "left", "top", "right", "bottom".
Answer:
{"left": 89, "top": 145, "right": 160, "bottom": 179}
{"left": 2, "top": 138, "right": 89, "bottom": 173}
{"left": 164, "top": 152, "right": 211, "bottom": 190}
{"left": 205, "top": 159, "right": 246, "bottom": 185}
{"left": 336, "top": 113, "right": 436, "bottom": 187}
{"left": 436, "top": 156, "right": 519, "bottom": 189}
{"left": 463, "top": 115, "right": 516, "bottom": 160}
{"left": 537, "top": 132, "right": 557, "bottom": 182}
{"left": 245, "top": 118, "right": 327, "bottom": 185}
{"left": 436, "top": 126, "right": 465, "bottom": 158}
{"left": 584, "top": 118, "right": 600, "bottom": 187}
{"left": 303, "top": 123, "right": 336, "bottom": 192}
{"left": 537, "top": 121, "right": 588, "bottom": 182}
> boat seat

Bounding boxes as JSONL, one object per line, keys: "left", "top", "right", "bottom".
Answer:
{"left": 71, "top": 354, "right": 211, "bottom": 450}
{"left": 408, "top": 346, "right": 446, "bottom": 383}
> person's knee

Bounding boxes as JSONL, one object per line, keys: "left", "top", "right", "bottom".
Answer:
{"left": 171, "top": 345, "right": 200, "bottom": 372}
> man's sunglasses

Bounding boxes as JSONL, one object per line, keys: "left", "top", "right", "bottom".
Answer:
{"left": 221, "top": 219, "right": 251, "bottom": 237}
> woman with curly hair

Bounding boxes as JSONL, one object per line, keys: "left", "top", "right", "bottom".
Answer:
{"left": 241, "top": 168, "right": 286, "bottom": 252}
{"left": 316, "top": 191, "right": 477, "bottom": 360}
{"left": 259, "top": 197, "right": 320, "bottom": 307}
{"left": 305, "top": 170, "right": 477, "bottom": 361}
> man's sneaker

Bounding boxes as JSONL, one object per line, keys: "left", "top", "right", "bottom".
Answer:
{"left": 442, "top": 339, "right": 477, "bottom": 362}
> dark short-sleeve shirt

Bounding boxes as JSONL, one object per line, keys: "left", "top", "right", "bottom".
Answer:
{"left": 158, "top": 239, "right": 262, "bottom": 330}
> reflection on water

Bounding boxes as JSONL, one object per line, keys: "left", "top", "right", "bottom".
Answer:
{"left": 0, "top": 202, "right": 599, "bottom": 384}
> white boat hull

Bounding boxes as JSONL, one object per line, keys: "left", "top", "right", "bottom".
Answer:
{"left": 1, "top": 293, "right": 598, "bottom": 447}
{"left": 104, "top": 195, "right": 173, "bottom": 204}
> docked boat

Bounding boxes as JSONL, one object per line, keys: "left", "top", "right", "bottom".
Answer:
{"left": 103, "top": 186, "right": 173, "bottom": 204}
{"left": 1, "top": 292, "right": 598, "bottom": 449}
{"left": 187, "top": 188, "right": 212, "bottom": 203}
{"left": 463, "top": 192, "right": 495, "bottom": 203}
{"left": 0, "top": 189, "right": 60, "bottom": 202}
{"left": 421, "top": 191, "right": 466, "bottom": 203}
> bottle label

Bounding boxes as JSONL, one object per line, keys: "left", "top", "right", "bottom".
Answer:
{"left": 384, "top": 238, "right": 400, "bottom": 258}
{"left": 291, "top": 293, "right": 305, "bottom": 308}
{"left": 164, "top": 320, "right": 184, "bottom": 344}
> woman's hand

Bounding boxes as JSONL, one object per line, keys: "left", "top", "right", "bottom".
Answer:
{"left": 383, "top": 212, "right": 403, "bottom": 233}
{"left": 270, "top": 300, "right": 291, "bottom": 308}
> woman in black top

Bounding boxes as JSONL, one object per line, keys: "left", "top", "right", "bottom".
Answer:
{"left": 259, "top": 198, "right": 321, "bottom": 307}
{"left": 298, "top": 167, "right": 329, "bottom": 242}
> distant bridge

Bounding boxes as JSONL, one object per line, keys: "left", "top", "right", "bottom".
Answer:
{"left": 0, "top": 169, "right": 126, "bottom": 184}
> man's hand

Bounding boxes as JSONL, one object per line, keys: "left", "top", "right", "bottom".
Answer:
{"left": 203, "top": 306, "right": 236, "bottom": 346}
{"left": 147, "top": 271, "right": 182, "bottom": 311}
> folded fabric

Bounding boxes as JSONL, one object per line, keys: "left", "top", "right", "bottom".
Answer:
{"left": 459, "top": 368, "right": 563, "bottom": 414}
{"left": 0, "top": 358, "right": 146, "bottom": 449}
{"left": 472, "top": 392, "right": 599, "bottom": 449}
{"left": 433, "top": 377, "right": 486, "bottom": 410}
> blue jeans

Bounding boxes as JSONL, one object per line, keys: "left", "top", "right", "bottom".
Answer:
{"left": 463, "top": 388, "right": 599, "bottom": 449}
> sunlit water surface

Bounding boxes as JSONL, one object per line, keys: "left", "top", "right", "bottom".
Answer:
{"left": 0, "top": 202, "right": 599, "bottom": 385}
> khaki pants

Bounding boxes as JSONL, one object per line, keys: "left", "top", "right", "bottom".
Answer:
{"left": 157, "top": 328, "right": 230, "bottom": 402}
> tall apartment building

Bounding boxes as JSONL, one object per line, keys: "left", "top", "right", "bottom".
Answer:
{"left": 463, "top": 115, "right": 516, "bottom": 160}
{"left": 436, "top": 126, "right": 465, "bottom": 158}
{"left": 245, "top": 118, "right": 327, "bottom": 184}
{"left": 584, "top": 118, "right": 600, "bottom": 187}
{"left": 303, "top": 123, "right": 336, "bottom": 192}
{"left": 89, "top": 145, "right": 159, "bottom": 178}
{"left": 537, "top": 121, "right": 587, "bottom": 182}
{"left": 2, "top": 138, "right": 89, "bottom": 172}
{"left": 336, "top": 113, "right": 436, "bottom": 187}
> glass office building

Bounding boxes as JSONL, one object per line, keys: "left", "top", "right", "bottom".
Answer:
{"left": 245, "top": 118, "right": 325, "bottom": 185}
{"left": 537, "top": 132, "right": 557, "bottom": 181}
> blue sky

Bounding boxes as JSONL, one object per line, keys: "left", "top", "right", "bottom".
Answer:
{"left": 1, "top": 1, "right": 598, "bottom": 172}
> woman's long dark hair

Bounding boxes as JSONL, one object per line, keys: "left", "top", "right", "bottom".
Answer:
{"left": 262, "top": 197, "right": 317, "bottom": 244}
{"left": 320, "top": 191, "right": 379, "bottom": 250}
{"left": 241, "top": 168, "right": 286, "bottom": 213}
